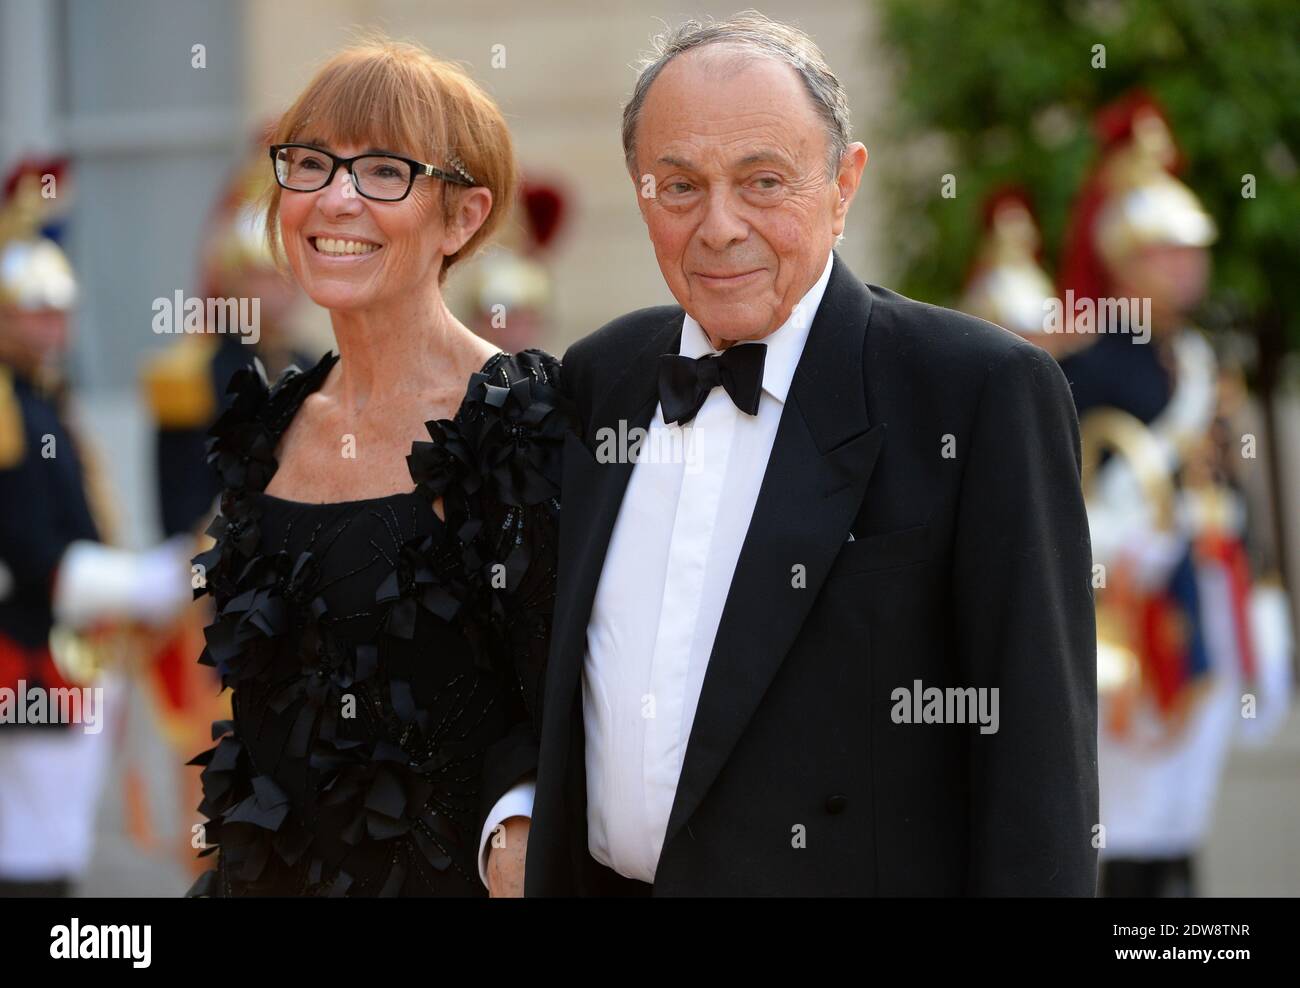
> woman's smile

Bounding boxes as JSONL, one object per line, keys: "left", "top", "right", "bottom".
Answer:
{"left": 307, "top": 235, "right": 383, "bottom": 260}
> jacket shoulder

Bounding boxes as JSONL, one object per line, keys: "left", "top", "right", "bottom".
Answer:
{"left": 865, "top": 284, "right": 1031, "bottom": 368}
{"left": 564, "top": 304, "right": 681, "bottom": 369}
{"left": 859, "top": 283, "right": 1066, "bottom": 420}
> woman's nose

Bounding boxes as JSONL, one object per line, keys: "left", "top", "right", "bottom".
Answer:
{"left": 316, "top": 166, "right": 364, "bottom": 216}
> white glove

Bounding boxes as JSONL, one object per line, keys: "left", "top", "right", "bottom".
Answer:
{"left": 52, "top": 537, "right": 192, "bottom": 629}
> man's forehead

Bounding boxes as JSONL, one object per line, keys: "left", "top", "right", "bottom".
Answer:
{"left": 647, "top": 47, "right": 808, "bottom": 109}
{"left": 639, "top": 51, "right": 822, "bottom": 150}
{"left": 654, "top": 145, "right": 798, "bottom": 172}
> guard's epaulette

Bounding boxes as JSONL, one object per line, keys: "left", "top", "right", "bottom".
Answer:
{"left": 0, "top": 365, "right": 25, "bottom": 468}
{"left": 140, "top": 337, "right": 218, "bottom": 428}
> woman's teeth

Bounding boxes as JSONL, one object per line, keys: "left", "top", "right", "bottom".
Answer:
{"left": 313, "top": 237, "right": 380, "bottom": 256}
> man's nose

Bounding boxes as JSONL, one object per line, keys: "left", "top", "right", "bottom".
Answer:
{"left": 316, "top": 167, "right": 364, "bottom": 217}
{"left": 696, "top": 187, "right": 748, "bottom": 251}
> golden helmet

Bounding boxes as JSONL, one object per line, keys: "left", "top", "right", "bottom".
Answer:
{"left": 1093, "top": 105, "right": 1217, "bottom": 268}
{"left": 960, "top": 191, "right": 1056, "bottom": 338}
{"left": 0, "top": 163, "right": 78, "bottom": 312}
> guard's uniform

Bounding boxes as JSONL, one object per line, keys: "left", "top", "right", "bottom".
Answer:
{"left": 142, "top": 130, "right": 317, "bottom": 539}
{"left": 1053, "top": 94, "right": 1291, "bottom": 896}
{"left": 0, "top": 367, "right": 100, "bottom": 688}
{"left": 0, "top": 164, "right": 115, "bottom": 895}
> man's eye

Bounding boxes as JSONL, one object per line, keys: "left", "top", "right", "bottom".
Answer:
{"left": 751, "top": 177, "right": 780, "bottom": 190}
{"left": 665, "top": 182, "right": 694, "bottom": 195}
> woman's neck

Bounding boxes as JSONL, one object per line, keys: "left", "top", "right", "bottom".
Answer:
{"left": 323, "top": 289, "right": 490, "bottom": 415}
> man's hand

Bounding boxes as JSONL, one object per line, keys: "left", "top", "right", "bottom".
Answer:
{"left": 486, "top": 815, "right": 530, "bottom": 897}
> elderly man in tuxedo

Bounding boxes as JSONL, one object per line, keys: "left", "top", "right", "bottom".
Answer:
{"left": 526, "top": 12, "right": 1098, "bottom": 896}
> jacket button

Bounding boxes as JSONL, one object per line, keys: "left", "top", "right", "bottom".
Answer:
{"left": 825, "top": 794, "right": 848, "bottom": 814}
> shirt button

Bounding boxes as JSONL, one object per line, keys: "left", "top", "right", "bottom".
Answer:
{"left": 825, "top": 794, "right": 848, "bottom": 815}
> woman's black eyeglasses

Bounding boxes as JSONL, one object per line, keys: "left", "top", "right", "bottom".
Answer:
{"left": 270, "top": 143, "right": 476, "bottom": 202}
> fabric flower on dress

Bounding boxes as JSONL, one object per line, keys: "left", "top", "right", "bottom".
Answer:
{"left": 186, "top": 719, "right": 314, "bottom": 895}
{"left": 269, "top": 609, "right": 357, "bottom": 759}
{"left": 405, "top": 418, "right": 480, "bottom": 528}
{"left": 206, "top": 361, "right": 280, "bottom": 493}
{"left": 312, "top": 738, "right": 438, "bottom": 847}
{"left": 375, "top": 534, "right": 467, "bottom": 641}
{"left": 460, "top": 355, "right": 572, "bottom": 510}
{"left": 194, "top": 353, "right": 339, "bottom": 596}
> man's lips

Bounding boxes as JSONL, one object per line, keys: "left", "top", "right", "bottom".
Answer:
{"left": 694, "top": 269, "right": 763, "bottom": 285}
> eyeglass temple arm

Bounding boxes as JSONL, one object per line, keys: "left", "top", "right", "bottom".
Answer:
{"left": 424, "top": 162, "right": 475, "bottom": 186}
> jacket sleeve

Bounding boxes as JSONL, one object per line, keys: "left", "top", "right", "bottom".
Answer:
{"left": 950, "top": 342, "right": 1099, "bottom": 896}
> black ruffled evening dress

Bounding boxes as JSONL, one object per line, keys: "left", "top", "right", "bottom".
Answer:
{"left": 185, "top": 348, "right": 572, "bottom": 897}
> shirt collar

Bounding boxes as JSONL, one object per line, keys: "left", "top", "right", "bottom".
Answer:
{"left": 679, "top": 250, "right": 834, "bottom": 404}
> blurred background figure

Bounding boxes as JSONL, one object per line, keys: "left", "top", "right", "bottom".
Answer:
{"left": 887, "top": 0, "right": 1300, "bottom": 896}
{"left": 0, "top": 161, "right": 190, "bottom": 896}
{"left": 1057, "top": 94, "right": 1292, "bottom": 896}
{"left": 957, "top": 113, "right": 1294, "bottom": 895}
{"left": 958, "top": 188, "right": 1078, "bottom": 360}
{"left": 457, "top": 178, "right": 570, "bottom": 355}
{"left": 141, "top": 124, "right": 315, "bottom": 542}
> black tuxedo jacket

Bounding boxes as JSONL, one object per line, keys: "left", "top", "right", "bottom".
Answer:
{"left": 526, "top": 253, "right": 1098, "bottom": 896}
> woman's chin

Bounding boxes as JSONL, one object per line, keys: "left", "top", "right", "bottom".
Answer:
{"left": 300, "top": 280, "right": 380, "bottom": 314}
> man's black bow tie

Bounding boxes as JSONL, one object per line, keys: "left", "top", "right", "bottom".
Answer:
{"left": 657, "top": 343, "right": 767, "bottom": 426}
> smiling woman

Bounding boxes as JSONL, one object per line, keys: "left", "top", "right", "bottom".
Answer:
{"left": 184, "top": 38, "right": 574, "bottom": 899}
{"left": 264, "top": 39, "right": 516, "bottom": 285}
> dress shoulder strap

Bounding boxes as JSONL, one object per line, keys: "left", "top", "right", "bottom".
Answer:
{"left": 262, "top": 350, "right": 339, "bottom": 441}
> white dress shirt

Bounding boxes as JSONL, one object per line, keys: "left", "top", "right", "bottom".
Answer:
{"left": 583, "top": 251, "right": 834, "bottom": 882}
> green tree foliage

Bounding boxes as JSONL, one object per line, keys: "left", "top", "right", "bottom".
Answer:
{"left": 878, "top": 0, "right": 1300, "bottom": 352}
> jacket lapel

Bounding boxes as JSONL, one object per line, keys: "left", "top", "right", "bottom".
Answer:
{"left": 661, "top": 254, "right": 883, "bottom": 851}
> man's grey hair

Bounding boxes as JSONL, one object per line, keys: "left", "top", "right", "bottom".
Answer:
{"left": 621, "top": 10, "right": 851, "bottom": 179}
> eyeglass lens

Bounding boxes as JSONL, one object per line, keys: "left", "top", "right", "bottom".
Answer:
{"left": 274, "top": 147, "right": 413, "bottom": 200}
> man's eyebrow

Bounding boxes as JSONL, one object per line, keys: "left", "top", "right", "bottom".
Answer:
{"left": 657, "top": 154, "right": 695, "bottom": 170}
{"left": 737, "top": 150, "right": 794, "bottom": 169}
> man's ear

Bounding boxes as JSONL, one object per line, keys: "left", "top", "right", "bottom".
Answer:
{"left": 443, "top": 187, "right": 494, "bottom": 256}
{"left": 831, "top": 143, "right": 868, "bottom": 236}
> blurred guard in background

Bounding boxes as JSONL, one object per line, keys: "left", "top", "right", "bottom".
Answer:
{"left": 959, "top": 188, "right": 1080, "bottom": 360}
{"left": 460, "top": 179, "right": 568, "bottom": 354}
{"left": 1055, "top": 93, "right": 1292, "bottom": 897}
{"left": 142, "top": 128, "right": 313, "bottom": 540}
{"left": 0, "top": 161, "right": 190, "bottom": 895}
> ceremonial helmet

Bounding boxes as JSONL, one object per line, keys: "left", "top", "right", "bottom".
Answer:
{"left": 959, "top": 188, "right": 1056, "bottom": 339}
{"left": 1059, "top": 90, "right": 1216, "bottom": 303}
{"left": 200, "top": 123, "right": 280, "bottom": 300}
{"left": 0, "top": 159, "right": 77, "bottom": 312}
{"left": 460, "top": 178, "right": 568, "bottom": 349}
